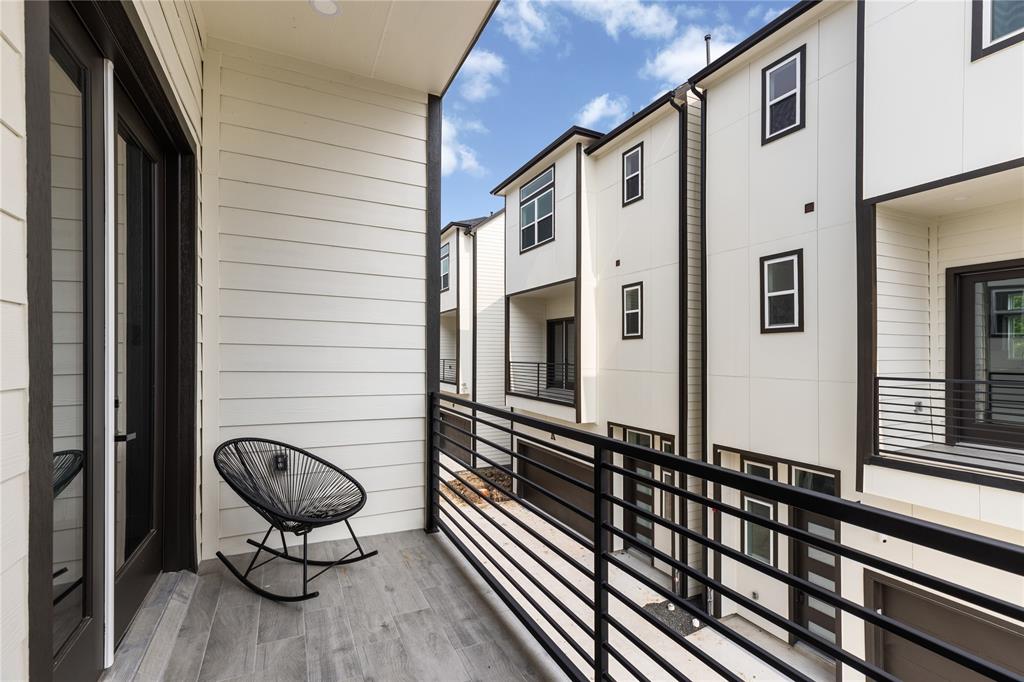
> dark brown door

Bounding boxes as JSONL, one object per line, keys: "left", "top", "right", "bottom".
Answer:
{"left": 623, "top": 430, "right": 656, "bottom": 563}
{"left": 545, "top": 318, "right": 575, "bottom": 390}
{"left": 951, "top": 265, "right": 1024, "bottom": 450}
{"left": 518, "top": 442, "right": 593, "bottom": 542}
{"left": 112, "top": 85, "right": 165, "bottom": 643}
{"left": 791, "top": 467, "right": 839, "bottom": 647}
{"left": 439, "top": 410, "right": 474, "bottom": 468}
{"left": 868, "top": 575, "right": 1024, "bottom": 681}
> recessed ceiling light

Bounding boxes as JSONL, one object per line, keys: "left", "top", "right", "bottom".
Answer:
{"left": 953, "top": 196, "right": 969, "bottom": 202}
{"left": 309, "top": 0, "right": 340, "bottom": 16}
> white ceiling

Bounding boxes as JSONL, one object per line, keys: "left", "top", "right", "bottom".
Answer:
{"left": 881, "top": 166, "right": 1024, "bottom": 218}
{"left": 199, "top": 0, "right": 494, "bottom": 96}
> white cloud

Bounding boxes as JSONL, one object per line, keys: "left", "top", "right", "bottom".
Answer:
{"left": 641, "top": 25, "right": 739, "bottom": 87}
{"left": 458, "top": 49, "right": 507, "bottom": 102}
{"left": 576, "top": 93, "right": 630, "bottom": 129}
{"left": 442, "top": 117, "right": 485, "bottom": 177}
{"left": 495, "top": 0, "right": 554, "bottom": 52}
{"left": 745, "top": 4, "right": 764, "bottom": 22}
{"left": 566, "top": 0, "right": 677, "bottom": 40}
{"left": 763, "top": 6, "right": 784, "bottom": 22}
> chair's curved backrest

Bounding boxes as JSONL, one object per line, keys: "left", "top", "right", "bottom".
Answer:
{"left": 213, "top": 438, "right": 367, "bottom": 528}
{"left": 53, "top": 450, "right": 84, "bottom": 498}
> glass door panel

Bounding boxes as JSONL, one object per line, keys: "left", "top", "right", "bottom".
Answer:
{"left": 49, "top": 47, "right": 87, "bottom": 656}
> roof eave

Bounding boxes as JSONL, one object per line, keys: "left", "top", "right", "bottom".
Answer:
{"left": 491, "top": 126, "right": 603, "bottom": 196}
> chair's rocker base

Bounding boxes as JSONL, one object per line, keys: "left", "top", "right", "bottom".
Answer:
{"left": 217, "top": 520, "right": 377, "bottom": 602}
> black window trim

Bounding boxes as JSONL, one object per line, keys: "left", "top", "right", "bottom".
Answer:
{"left": 519, "top": 164, "right": 556, "bottom": 254}
{"left": 972, "top": 0, "right": 1024, "bottom": 60}
{"left": 440, "top": 241, "right": 451, "bottom": 292}
{"left": 760, "top": 248, "right": 804, "bottom": 333}
{"left": 761, "top": 44, "right": 806, "bottom": 145}
{"left": 622, "top": 142, "right": 644, "bottom": 206}
{"left": 622, "top": 281, "right": 644, "bottom": 339}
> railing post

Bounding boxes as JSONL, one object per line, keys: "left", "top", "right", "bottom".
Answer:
{"left": 593, "top": 445, "right": 608, "bottom": 680}
{"left": 425, "top": 392, "right": 439, "bottom": 533}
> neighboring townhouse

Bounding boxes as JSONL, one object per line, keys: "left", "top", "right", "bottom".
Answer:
{"left": 437, "top": 211, "right": 511, "bottom": 470}
{"left": 691, "top": 0, "right": 1023, "bottom": 678}
{"left": 489, "top": 90, "right": 707, "bottom": 604}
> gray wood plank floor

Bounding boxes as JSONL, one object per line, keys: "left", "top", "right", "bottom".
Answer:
{"left": 102, "top": 530, "right": 564, "bottom": 682}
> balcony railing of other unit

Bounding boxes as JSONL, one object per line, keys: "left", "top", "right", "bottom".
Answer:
{"left": 441, "top": 358, "right": 457, "bottom": 385}
{"left": 426, "top": 392, "right": 1024, "bottom": 682}
{"left": 876, "top": 376, "right": 1024, "bottom": 480}
{"left": 508, "top": 361, "right": 575, "bottom": 405}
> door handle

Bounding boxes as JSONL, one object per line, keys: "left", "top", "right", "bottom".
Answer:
{"left": 115, "top": 432, "right": 136, "bottom": 442}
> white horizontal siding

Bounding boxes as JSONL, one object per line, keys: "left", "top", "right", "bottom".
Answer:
{"left": 474, "top": 215, "right": 510, "bottom": 465}
{"left": 203, "top": 40, "right": 429, "bottom": 558}
{"left": 0, "top": 1, "right": 28, "bottom": 675}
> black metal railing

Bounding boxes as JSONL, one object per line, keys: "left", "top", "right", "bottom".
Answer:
{"left": 876, "top": 376, "right": 1024, "bottom": 476}
{"left": 440, "top": 358, "right": 457, "bottom": 384}
{"left": 509, "top": 361, "right": 575, "bottom": 405}
{"left": 426, "top": 393, "right": 1024, "bottom": 682}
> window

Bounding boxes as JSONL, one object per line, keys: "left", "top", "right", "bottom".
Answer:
{"left": 440, "top": 242, "right": 450, "bottom": 291}
{"left": 760, "top": 250, "right": 803, "bottom": 333}
{"left": 742, "top": 497, "right": 775, "bottom": 565}
{"left": 622, "top": 282, "right": 643, "bottom": 338}
{"left": 519, "top": 166, "right": 555, "bottom": 252}
{"left": 743, "top": 460, "right": 775, "bottom": 480}
{"left": 623, "top": 143, "right": 643, "bottom": 205}
{"left": 761, "top": 45, "right": 805, "bottom": 144}
{"left": 973, "top": 0, "right": 1024, "bottom": 59}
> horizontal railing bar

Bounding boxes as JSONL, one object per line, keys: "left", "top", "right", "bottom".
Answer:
{"left": 876, "top": 423, "right": 1024, "bottom": 450}
{"left": 874, "top": 449, "right": 1024, "bottom": 477}
{"left": 436, "top": 406, "right": 596, "bottom": 487}
{"left": 601, "top": 463, "right": 1024, "bottom": 621}
{"left": 605, "top": 518, "right": 1017, "bottom": 682}
{"left": 433, "top": 420, "right": 598, "bottom": 531}
{"left": 604, "top": 614, "right": 687, "bottom": 682}
{"left": 467, "top": 410, "right": 597, "bottom": 468}
{"left": 433, "top": 471, "right": 596, "bottom": 610}
{"left": 434, "top": 395, "right": 1023, "bottom": 576}
{"left": 435, "top": 458, "right": 595, "bottom": 581}
{"left": 875, "top": 429, "right": 1024, "bottom": 455}
{"left": 602, "top": 639, "right": 659, "bottom": 682}
{"left": 606, "top": 536, "right": 888, "bottom": 679}
{"left": 878, "top": 376, "right": 1024, "bottom": 384}
{"left": 603, "top": 582, "right": 746, "bottom": 682}
{"left": 436, "top": 496, "right": 596, "bottom": 652}
{"left": 435, "top": 518, "right": 590, "bottom": 682}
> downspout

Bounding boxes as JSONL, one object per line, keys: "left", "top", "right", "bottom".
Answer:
{"left": 688, "top": 80, "right": 715, "bottom": 616}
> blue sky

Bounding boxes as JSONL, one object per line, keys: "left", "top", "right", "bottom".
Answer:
{"left": 441, "top": 0, "right": 794, "bottom": 224}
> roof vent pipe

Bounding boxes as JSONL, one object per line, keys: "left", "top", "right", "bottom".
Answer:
{"left": 705, "top": 34, "right": 711, "bottom": 65}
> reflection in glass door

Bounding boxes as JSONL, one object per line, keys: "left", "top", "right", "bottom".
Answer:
{"left": 49, "top": 45, "right": 87, "bottom": 656}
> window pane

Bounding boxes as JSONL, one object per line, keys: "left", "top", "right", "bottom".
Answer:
{"left": 766, "top": 259, "right": 794, "bottom": 292}
{"left": 769, "top": 94, "right": 798, "bottom": 134}
{"left": 440, "top": 243, "right": 449, "bottom": 257}
{"left": 625, "top": 175, "right": 640, "bottom": 200}
{"left": 793, "top": 468, "right": 835, "bottom": 495}
{"left": 992, "top": 0, "right": 1024, "bottom": 40}
{"left": 441, "top": 273, "right": 449, "bottom": 289}
{"left": 440, "top": 257, "right": 449, "bottom": 276}
{"left": 536, "top": 188, "right": 553, "bottom": 218}
{"left": 625, "top": 311, "right": 640, "bottom": 335}
{"left": 625, "top": 150, "right": 640, "bottom": 176}
{"left": 769, "top": 59, "right": 797, "bottom": 99}
{"left": 520, "top": 200, "right": 535, "bottom": 227}
{"left": 768, "top": 294, "right": 796, "bottom": 326}
{"left": 521, "top": 224, "right": 535, "bottom": 250}
{"left": 521, "top": 168, "right": 553, "bottom": 198}
{"left": 744, "top": 462, "right": 773, "bottom": 479}
{"left": 624, "top": 287, "right": 640, "bottom": 311}
{"left": 626, "top": 431, "right": 652, "bottom": 447}
{"left": 744, "top": 501, "right": 772, "bottom": 563}
{"left": 536, "top": 215, "right": 553, "bottom": 242}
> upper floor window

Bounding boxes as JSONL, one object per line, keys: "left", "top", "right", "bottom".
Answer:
{"left": 761, "top": 45, "right": 805, "bottom": 144}
{"left": 622, "top": 282, "right": 643, "bottom": 338}
{"left": 520, "top": 166, "right": 555, "bottom": 252}
{"left": 760, "top": 250, "right": 803, "bottom": 333}
{"left": 440, "top": 242, "right": 450, "bottom": 291}
{"left": 973, "top": 0, "right": 1024, "bottom": 59}
{"left": 623, "top": 143, "right": 643, "bottom": 205}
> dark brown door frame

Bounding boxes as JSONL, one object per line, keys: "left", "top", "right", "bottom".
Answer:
{"left": 945, "top": 258, "right": 1024, "bottom": 449}
{"left": 26, "top": 2, "right": 197, "bottom": 679}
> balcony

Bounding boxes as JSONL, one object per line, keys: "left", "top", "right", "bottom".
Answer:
{"left": 509, "top": 360, "right": 576, "bottom": 406}
{"left": 876, "top": 376, "right": 1024, "bottom": 482}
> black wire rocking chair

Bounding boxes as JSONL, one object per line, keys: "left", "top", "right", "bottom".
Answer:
{"left": 213, "top": 437, "right": 378, "bottom": 602}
